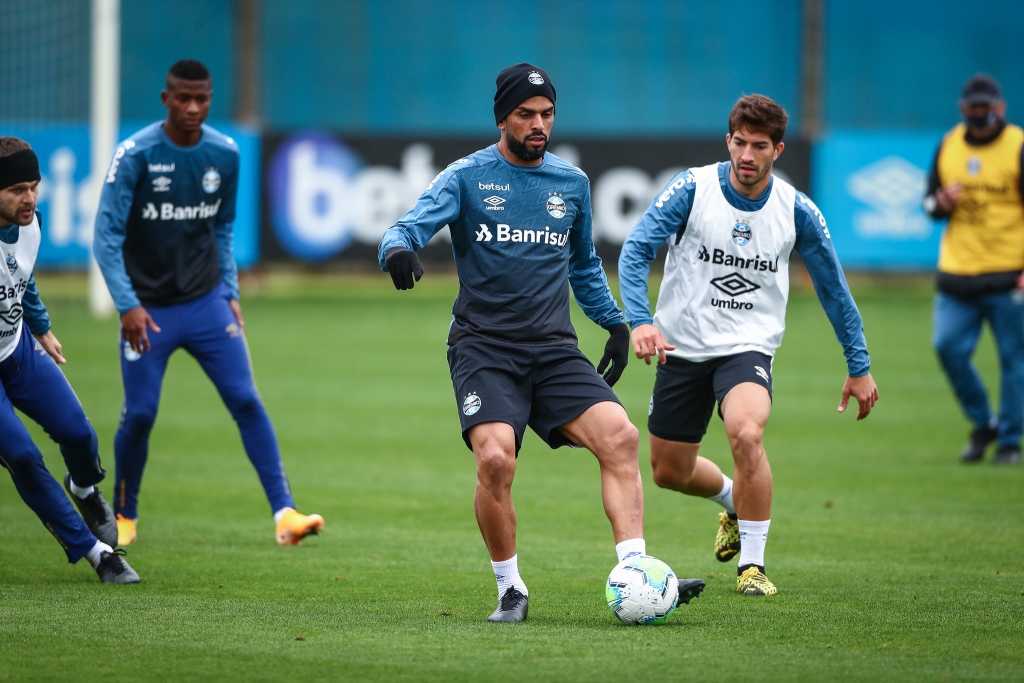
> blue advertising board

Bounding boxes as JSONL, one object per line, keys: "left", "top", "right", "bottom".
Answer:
{"left": 812, "top": 130, "right": 949, "bottom": 269}
{"left": 0, "top": 121, "right": 260, "bottom": 269}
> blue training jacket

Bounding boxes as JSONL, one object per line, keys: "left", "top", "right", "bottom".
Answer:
{"left": 379, "top": 145, "right": 624, "bottom": 346}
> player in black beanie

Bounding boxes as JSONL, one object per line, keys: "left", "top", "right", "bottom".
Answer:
{"left": 493, "top": 63, "right": 557, "bottom": 163}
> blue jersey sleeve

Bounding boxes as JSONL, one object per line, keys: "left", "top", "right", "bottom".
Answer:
{"left": 378, "top": 166, "right": 463, "bottom": 267}
{"left": 793, "top": 192, "right": 871, "bottom": 377}
{"left": 93, "top": 142, "right": 144, "bottom": 313}
{"left": 618, "top": 171, "right": 696, "bottom": 328}
{"left": 214, "top": 155, "right": 240, "bottom": 300}
{"left": 22, "top": 274, "right": 50, "bottom": 335}
{"left": 567, "top": 184, "right": 625, "bottom": 329}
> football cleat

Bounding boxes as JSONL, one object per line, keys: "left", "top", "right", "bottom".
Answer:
{"left": 63, "top": 474, "right": 118, "bottom": 548}
{"left": 715, "top": 511, "right": 740, "bottom": 562}
{"left": 488, "top": 587, "right": 528, "bottom": 623}
{"left": 275, "top": 508, "right": 325, "bottom": 545}
{"left": 676, "top": 578, "right": 706, "bottom": 606}
{"left": 992, "top": 445, "right": 1021, "bottom": 465}
{"left": 960, "top": 424, "right": 997, "bottom": 463}
{"left": 737, "top": 565, "right": 777, "bottom": 596}
{"left": 95, "top": 548, "right": 140, "bottom": 584}
{"left": 116, "top": 514, "right": 137, "bottom": 547}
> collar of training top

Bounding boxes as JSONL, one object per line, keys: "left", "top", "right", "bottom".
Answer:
{"left": 0, "top": 149, "right": 41, "bottom": 191}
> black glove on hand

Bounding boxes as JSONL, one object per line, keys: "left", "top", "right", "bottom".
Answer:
{"left": 597, "top": 322, "right": 630, "bottom": 387}
{"left": 385, "top": 248, "right": 424, "bottom": 290}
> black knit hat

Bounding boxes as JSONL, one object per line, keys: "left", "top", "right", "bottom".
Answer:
{"left": 493, "top": 63, "right": 556, "bottom": 124}
{"left": 960, "top": 73, "right": 1002, "bottom": 106}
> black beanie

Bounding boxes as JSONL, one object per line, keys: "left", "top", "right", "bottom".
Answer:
{"left": 493, "top": 63, "right": 556, "bottom": 124}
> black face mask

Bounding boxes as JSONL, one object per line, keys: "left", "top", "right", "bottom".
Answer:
{"left": 966, "top": 111, "right": 997, "bottom": 129}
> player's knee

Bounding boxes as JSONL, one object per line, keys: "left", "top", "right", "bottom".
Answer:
{"left": 475, "top": 445, "right": 515, "bottom": 487}
{"left": 605, "top": 419, "right": 639, "bottom": 458}
{"left": 1, "top": 444, "right": 41, "bottom": 475}
{"left": 727, "top": 421, "right": 763, "bottom": 455}
{"left": 121, "top": 406, "right": 158, "bottom": 436}
{"left": 53, "top": 415, "right": 97, "bottom": 452}
{"left": 224, "top": 387, "right": 264, "bottom": 419}
{"left": 933, "top": 333, "right": 968, "bottom": 362}
{"left": 650, "top": 457, "right": 682, "bottom": 489}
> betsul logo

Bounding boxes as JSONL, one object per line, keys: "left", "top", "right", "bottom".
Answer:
{"left": 267, "top": 133, "right": 364, "bottom": 261}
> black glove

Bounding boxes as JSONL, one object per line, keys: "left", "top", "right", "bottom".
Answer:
{"left": 384, "top": 248, "right": 424, "bottom": 290}
{"left": 597, "top": 322, "right": 630, "bottom": 387}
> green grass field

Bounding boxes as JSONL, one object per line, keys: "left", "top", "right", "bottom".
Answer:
{"left": 1, "top": 272, "right": 1022, "bottom": 682}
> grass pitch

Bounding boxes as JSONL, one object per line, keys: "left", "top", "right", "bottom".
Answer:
{"left": 1, "top": 272, "right": 1022, "bottom": 682}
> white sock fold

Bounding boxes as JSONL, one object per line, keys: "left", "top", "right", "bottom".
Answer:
{"left": 85, "top": 540, "right": 113, "bottom": 568}
{"left": 615, "top": 538, "right": 646, "bottom": 562}
{"left": 69, "top": 477, "right": 95, "bottom": 499}
{"left": 737, "top": 519, "right": 771, "bottom": 569}
{"left": 707, "top": 474, "right": 735, "bottom": 514}
{"left": 491, "top": 554, "right": 528, "bottom": 600}
{"left": 273, "top": 508, "right": 291, "bottom": 524}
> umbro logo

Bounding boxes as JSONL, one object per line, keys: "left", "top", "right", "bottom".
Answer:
{"left": 152, "top": 176, "right": 172, "bottom": 192}
{"left": 483, "top": 195, "right": 506, "bottom": 211}
{"left": 710, "top": 272, "right": 760, "bottom": 297}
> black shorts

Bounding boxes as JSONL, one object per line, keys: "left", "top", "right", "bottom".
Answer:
{"left": 648, "top": 351, "right": 773, "bottom": 443}
{"left": 447, "top": 337, "right": 621, "bottom": 453}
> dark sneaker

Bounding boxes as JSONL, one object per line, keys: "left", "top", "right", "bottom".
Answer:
{"left": 992, "top": 445, "right": 1022, "bottom": 465}
{"left": 960, "top": 425, "right": 997, "bottom": 463}
{"left": 95, "top": 548, "right": 140, "bottom": 584}
{"left": 676, "top": 578, "right": 706, "bottom": 606}
{"left": 63, "top": 473, "right": 118, "bottom": 547}
{"left": 487, "top": 587, "right": 528, "bottom": 623}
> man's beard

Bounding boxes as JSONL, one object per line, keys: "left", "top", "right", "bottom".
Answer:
{"left": 734, "top": 161, "right": 770, "bottom": 187}
{"left": 506, "top": 131, "right": 548, "bottom": 162}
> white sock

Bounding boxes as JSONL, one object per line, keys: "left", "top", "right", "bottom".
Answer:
{"left": 491, "top": 555, "right": 528, "bottom": 599}
{"left": 273, "top": 508, "right": 291, "bottom": 524}
{"left": 85, "top": 540, "right": 113, "bottom": 568}
{"left": 737, "top": 519, "right": 771, "bottom": 569}
{"left": 707, "top": 474, "right": 735, "bottom": 514}
{"left": 615, "top": 538, "right": 646, "bottom": 562}
{"left": 69, "top": 477, "right": 95, "bottom": 499}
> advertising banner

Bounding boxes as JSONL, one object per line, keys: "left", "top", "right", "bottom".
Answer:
{"left": 261, "top": 133, "right": 811, "bottom": 262}
{"left": 812, "top": 130, "right": 947, "bottom": 269}
{"left": 1, "top": 122, "right": 261, "bottom": 269}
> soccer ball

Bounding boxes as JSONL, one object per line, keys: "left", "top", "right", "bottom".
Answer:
{"left": 605, "top": 555, "right": 679, "bottom": 625}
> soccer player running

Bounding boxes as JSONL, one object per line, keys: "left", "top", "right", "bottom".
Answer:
{"left": 619, "top": 95, "right": 878, "bottom": 596}
{"left": 93, "top": 60, "right": 323, "bottom": 547}
{"left": 0, "top": 138, "right": 138, "bottom": 583}
{"left": 379, "top": 63, "right": 704, "bottom": 622}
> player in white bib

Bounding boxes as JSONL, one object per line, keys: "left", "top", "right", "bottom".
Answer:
{"left": 618, "top": 95, "right": 878, "bottom": 595}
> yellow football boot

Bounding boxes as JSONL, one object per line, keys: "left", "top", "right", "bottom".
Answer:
{"left": 714, "top": 512, "right": 740, "bottom": 562}
{"left": 275, "top": 508, "right": 324, "bottom": 545}
{"left": 116, "top": 514, "right": 137, "bottom": 547}
{"left": 737, "top": 565, "right": 777, "bottom": 596}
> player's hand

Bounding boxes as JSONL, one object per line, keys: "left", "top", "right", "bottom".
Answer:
{"left": 597, "top": 323, "right": 630, "bottom": 387}
{"left": 385, "top": 248, "right": 424, "bottom": 290}
{"left": 936, "top": 182, "right": 962, "bottom": 213}
{"left": 838, "top": 373, "right": 878, "bottom": 420}
{"left": 1015, "top": 270, "right": 1024, "bottom": 292}
{"left": 229, "top": 299, "right": 245, "bottom": 334}
{"left": 33, "top": 331, "right": 65, "bottom": 365}
{"left": 121, "top": 306, "right": 161, "bottom": 354}
{"left": 631, "top": 323, "right": 676, "bottom": 365}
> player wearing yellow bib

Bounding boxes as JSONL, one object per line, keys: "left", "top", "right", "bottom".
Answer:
{"left": 924, "top": 74, "right": 1024, "bottom": 465}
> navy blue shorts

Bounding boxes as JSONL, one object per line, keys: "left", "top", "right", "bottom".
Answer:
{"left": 447, "top": 338, "right": 621, "bottom": 453}
{"left": 648, "top": 351, "right": 773, "bottom": 443}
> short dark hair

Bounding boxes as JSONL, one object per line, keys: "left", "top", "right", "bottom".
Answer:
{"left": 728, "top": 95, "right": 788, "bottom": 146}
{"left": 168, "top": 59, "right": 210, "bottom": 82}
{"left": 0, "top": 137, "right": 31, "bottom": 158}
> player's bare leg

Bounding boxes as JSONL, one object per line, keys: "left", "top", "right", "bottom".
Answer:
{"left": 469, "top": 422, "right": 528, "bottom": 622}
{"left": 558, "top": 401, "right": 643, "bottom": 543}
{"left": 720, "top": 382, "right": 776, "bottom": 595}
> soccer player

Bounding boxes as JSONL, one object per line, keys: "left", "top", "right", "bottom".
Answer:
{"left": 379, "top": 63, "right": 704, "bottom": 622}
{"left": 93, "top": 60, "right": 323, "bottom": 547}
{"left": 0, "top": 138, "right": 138, "bottom": 583}
{"left": 618, "top": 95, "right": 878, "bottom": 596}
{"left": 923, "top": 74, "right": 1024, "bottom": 465}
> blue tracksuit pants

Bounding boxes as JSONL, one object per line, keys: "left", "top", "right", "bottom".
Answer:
{"left": 114, "top": 283, "right": 294, "bottom": 519}
{"left": 933, "top": 291, "right": 1024, "bottom": 447}
{"left": 0, "top": 325, "right": 103, "bottom": 563}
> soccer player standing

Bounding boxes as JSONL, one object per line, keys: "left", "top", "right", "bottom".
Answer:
{"left": 923, "top": 74, "right": 1024, "bottom": 465}
{"left": 619, "top": 95, "right": 878, "bottom": 596}
{"left": 93, "top": 60, "right": 323, "bottom": 546}
{"left": 0, "top": 138, "right": 138, "bottom": 582}
{"left": 379, "top": 63, "right": 704, "bottom": 622}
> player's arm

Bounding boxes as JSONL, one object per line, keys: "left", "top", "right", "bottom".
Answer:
{"left": 793, "top": 192, "right": 878, "bottom": 419}
{"left": 214, "top": 151, "right": 243, "bottom": 330}
{"left": 618, "top": 170, "right": 695, "bottom": 365}
{"left": 93, "top": 143, "right": 161, "bottom": 353}
{"left": 566, "top": 184, "right": 629, "bottom": 386}
{"left": 922, "top": 138, "right": 959, "bottom": 218}
{"left": 22, "top": 270, "right": 64, "bottom": 364}
{"left": 378, "top": 166, "right": 462, "bottom": 290}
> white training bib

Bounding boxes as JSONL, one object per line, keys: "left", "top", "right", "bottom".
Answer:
{"left": 0, "top": 215, "right": 41, "bottom": 362}
{"left": 653, "top": 162, "right": 796, "bottom": 362}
